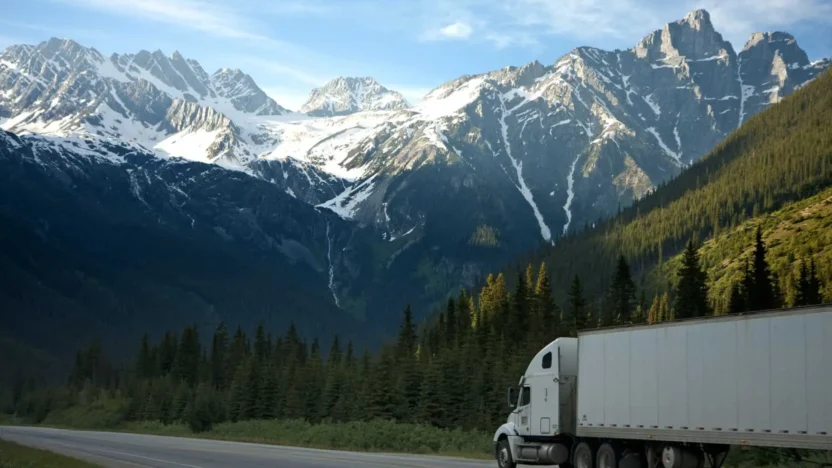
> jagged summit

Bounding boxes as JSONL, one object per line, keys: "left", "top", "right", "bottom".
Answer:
{"left": 683, "top": 9, "right": 712, "bottom": 29}
{"left": 635, "top": 8, "right": 733, "bottom": 62}
{"left": 300, "top": 76, "right": 410, "bottom": 117}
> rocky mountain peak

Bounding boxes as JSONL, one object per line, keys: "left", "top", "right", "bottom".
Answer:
{"left": 741, "top": 32, "right": 810, "bottom": 68}
{"left": 635, "top": 8, "right": 732, "bottom": 62}
{"left": 683, "top": 9, "right": 712, "bottom": 31}
{"left": 300, "top": 76, "right": 409, "bottom": 117}
{"left": 211, "top": 68, "right": 289, "bottom": 116}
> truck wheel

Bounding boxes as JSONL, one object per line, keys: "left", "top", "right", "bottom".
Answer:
{"left": 597, "top": 443, "right": 620, "bottom": 468}
{"left": 496, "top": 439, "right": 515, "bottom": 468}
{"left": 574, "top": 442, "right": 595, "bottom": 468}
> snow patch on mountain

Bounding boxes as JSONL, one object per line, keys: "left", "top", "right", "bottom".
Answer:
{"left": 415, "top": 77, "right": 486, "bottom": 119}
{"left": 499, "top": 94, "right": 552, "bottom": 243}
{"left": 563, "top": 154, "right": 581, "bottom": 235}
{"left": 646, "top": 127, "right": 682, "bottom": 165}
{"left": 318, "top": 175, "right": 377, "bottom": 219}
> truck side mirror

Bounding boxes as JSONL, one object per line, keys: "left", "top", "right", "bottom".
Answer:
{"left": 507, "top": 387, "right": 516, "bottom": 408}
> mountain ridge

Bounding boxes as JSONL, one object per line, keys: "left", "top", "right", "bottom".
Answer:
{"left": 0, "top": 9, "right": 830, "bottom": 365}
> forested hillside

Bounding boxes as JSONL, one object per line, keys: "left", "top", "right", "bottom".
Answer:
{"left": 667, "top": 186, "right": 832, "bottom": 312}
{"left": 520, "top": 68, "right": 832, "bottom": 310}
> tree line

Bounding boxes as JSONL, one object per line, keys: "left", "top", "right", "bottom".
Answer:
{"left": 8, "top": 227, "right": 827, "bottom": 433}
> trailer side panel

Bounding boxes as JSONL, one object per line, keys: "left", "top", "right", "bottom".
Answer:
{"left": 576, "top": 306, "right": 832, "bottom": 450}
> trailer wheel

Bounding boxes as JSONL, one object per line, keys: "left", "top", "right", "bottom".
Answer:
{"left": 574, "top": 442, "right": 595, "bottom": 468}
{"left": 597, "top": 443, "right": 620, "bottom": 468}
{"left": 496, "top": 439, "right": 515, "bottom": 468}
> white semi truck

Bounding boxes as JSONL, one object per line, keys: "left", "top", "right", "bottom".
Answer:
{"left": 493, "top": 305, "right": 832, "bottom": 468}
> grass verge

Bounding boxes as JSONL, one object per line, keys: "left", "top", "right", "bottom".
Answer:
{"left": 4, "top": 405, "right": 493, "bottom": 460}
{"left": 123, "top": 419, "right": 494, "bottom": 459}
{"left": 0, "top": 439, "right": 99, "bottom": 467}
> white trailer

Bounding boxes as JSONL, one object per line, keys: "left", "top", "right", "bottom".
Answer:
{"left": 492, "top": 305, "right": 832, "bottom": 468}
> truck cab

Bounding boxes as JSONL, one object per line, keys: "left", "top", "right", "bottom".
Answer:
{"left": 493, "top": 337, "right": 578, "bottom": 467}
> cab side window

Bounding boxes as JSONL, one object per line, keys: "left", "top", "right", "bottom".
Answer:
{"left": 520, "top": 386, "right": 531, "bottom": 406}
{"left": 542, "top": 351, "right": 552, "bottom": 369}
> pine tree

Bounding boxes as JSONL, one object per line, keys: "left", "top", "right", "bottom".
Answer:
{"left": 158, "top": 332, "right": 178, "bottom": 376}
{"left": 318, "top": 335, "right": 343, "bottom": 420}
{"left": 367, "top": 345, "right": 397, "bottom": 420}
{"left": 281, "top": 338, "right": 307, "bottom": 420}
{"left": 728, "top": 281, "right": 746, "bottom": 314}
{"left": 210, "top": 323, "right": 229, "bottom": 390}
{"left": 253, "top": 323, "right": 269, "bottom": 362}
{"left": 173, "top": 326, "right": 200, "bottom": 386}
{"left": 807, "top": 258, "right": 823, "bottom": 305}
{"left": 170, "top": 380, "right": 191, "bottom": 422}
{"left": 394, "top": 306, "right": 420, "bottom": 422}
{"left": 674, "top": 239, "right": 711, "bottom": 318}
{"left": 257, "top": 363, "right": 278, "bottom": 420}
{"left": 603, "top": 255, "right": 636, "bottom": 326}
{"left": 417, "top": 357, "right": 446, "bottom": 427}
{"left": 657, "top": 292, "right": 671, "bottom": 322}
{"left": 227, "top": 359, "right": 249, "bottom": 422}
{"left": 329, "top": 342, "right": 355, "bottom": 422}
{"left": 304, "top": 339, "right": 324, "bottom": 422}
{"left": 534, "top": 262, "right": 558, "bottom": 346}
{"left": 793, "top": 260, "right": 811, "bottom": 306}
{"left": 226, "top": 327, "right": 249, "bottom": 389}
{"left": 141, "top": 384, "right": 161, "bottom": 422}
{"left": 632, "top": 290, "right": 646, "bottom": 324}
{"left": 750, "top": 228, "right": 778, "bottom": 311}
{"left": 510, "top": 270, "right": 530, "bottom": 342}
{"left": 647, "top": 295, "right": 659, "bottom": 323}
{"left": 136, "top": 333, "right": 154, "bottom": 379}
{"left": 566, "top": 275, "right": 588, "bottom": 335}
{"left": 456, "top": 289, "right": 472, "bottom": 336}
{"left": 444, "top": 299, "right": 457, "bottom": 348}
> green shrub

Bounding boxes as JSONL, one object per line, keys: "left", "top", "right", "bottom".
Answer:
{"left": 41, "top": 397, "right": 128, "bottom": 429}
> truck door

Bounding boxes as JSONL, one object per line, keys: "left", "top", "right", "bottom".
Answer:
{"left": 532, "top": 350, "right": 558, "bottom": 435}
{"left": 518, "top": 385, "right": 532, "bottom": 435}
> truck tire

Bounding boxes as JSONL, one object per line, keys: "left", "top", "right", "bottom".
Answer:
{"left": 496, "top": 439, "right": 516, "bottom": 468}
{"left": 596, "top": 443, "right": 620, "bottom": 468}
{"left": 573, "top": 442, "right": 595, "bottom": 468}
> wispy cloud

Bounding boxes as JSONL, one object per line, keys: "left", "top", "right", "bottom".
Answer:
{"left": 237, "top": 57, "right": 331, "bottom": 86}
{"left": 405, "top": 0, "right": 832, "bottom": 52}
{"left": 425, "top": 22, "right": 474, "bottom": 41}
{"left": 52, "top": 0, "right": 330, "bottom": 61}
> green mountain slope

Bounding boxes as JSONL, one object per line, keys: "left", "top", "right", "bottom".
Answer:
{"left": 661, "top": 186, "right": 832, "bottom": 311}
{"left": 525, "top": 69, "right": 832, "bottom": 306}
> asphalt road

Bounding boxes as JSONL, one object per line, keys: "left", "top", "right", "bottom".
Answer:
{"left": 0, "top": 426, "right": 494, "bottom": 468}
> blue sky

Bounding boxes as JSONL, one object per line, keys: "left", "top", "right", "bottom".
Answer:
{"left": 2, "top": 0, "right": 831, "bottom": 110}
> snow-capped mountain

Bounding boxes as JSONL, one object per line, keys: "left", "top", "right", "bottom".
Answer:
{"left": 0, "top": 9, "right": 829, "bottom": 328}
{"left": 310, "top": 9, "right": 830, "bottom": 242}
{"left": 0, "top": 38, "right": 292, "bottom": 167}
{"left": 300, "top": 77, "right": 410, "bottom": 117}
